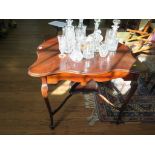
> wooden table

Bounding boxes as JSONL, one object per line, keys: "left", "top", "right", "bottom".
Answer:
{"left": 28, "top": 37, "right": 142, "bottom": 129}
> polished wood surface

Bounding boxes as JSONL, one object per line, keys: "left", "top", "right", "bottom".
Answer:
{"left": 28, "top": 38, "right": 140, "bottom": 85}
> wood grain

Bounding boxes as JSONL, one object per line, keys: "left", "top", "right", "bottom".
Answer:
{"left": 28, "top": 40, "right": 138, "bottom": 77}
{"left": 28, "top": 38, "right": 142, "bottom": 87}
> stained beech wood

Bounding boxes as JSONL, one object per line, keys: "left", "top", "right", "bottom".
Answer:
{"left": 28, "top": 37, "right": 140, "bottom": 84}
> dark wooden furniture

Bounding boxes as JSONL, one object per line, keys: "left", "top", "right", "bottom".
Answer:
{"left": 28, "top": 37, "right": 141, "bottom": 129}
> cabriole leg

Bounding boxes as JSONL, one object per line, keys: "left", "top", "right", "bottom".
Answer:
{"left": 41, "top": 77, "right": 55, "bottom": 129}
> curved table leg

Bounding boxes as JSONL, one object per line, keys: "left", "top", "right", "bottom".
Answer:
{"left": 43, "top": 97, "right": 55, "bottom": 129}
{"left": 41, "top": 77, "right": 80, "bottom": 129}
{"left": 96, "top": 81, "right": 138, "bottom": 124}
{"left": 41, "top": 77, "right": 55, "bottom": 129}
{"left": 117, "top": 81, "right": 138, "bottom": 124}
{"left": 43, "top": 94, "right": 73, "bottom": 129}
{"left": 53, "top": 94, "right": 72, "bottom": 115}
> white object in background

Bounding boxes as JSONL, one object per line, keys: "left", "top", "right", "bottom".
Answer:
{"left": 112, "top": 78, "right": 131, "bottom": 95}
{"left": 48, "top": 21, "right": 66, "bottom": 28}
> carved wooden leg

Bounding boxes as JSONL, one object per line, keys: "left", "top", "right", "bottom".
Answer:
{"left": 96, "top": 82, "right": 120, "bottom": 109}
{"left": 44, "top": 97, "right": 54, "bottom": 129}
{"left": 41, "top": 77, "right": 55, "bottom": 129}
{"left": 117, "top": 81, "right": 138, "bottom": 124}
{"left": 41, "top": 79, "right": 80, "bottom": 129}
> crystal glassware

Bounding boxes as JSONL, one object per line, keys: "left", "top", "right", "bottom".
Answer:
{"left": 93, "top": 19, "right": 103, "bottom": 52}
{"left": 75, "top": 26, "right": 87, "bottom": 43}
{"left": 83, "top": 41, "right": 94, "bottom": 59}
{"left": 94, "top": 19, "right": 101, "bottom": 31}
{"left": 109, "top": 38, "right": 119, "bottom": 53}
{"left": 99, "top": 42, "right": 109, "bottom": 57}
{"left": 93, "top": 30, "right": 103, "bottom": 52}
{"left": 104, "top": 20, "right": 121, "bottom": 53}
{"left": 64, "top": 19, "right": 76, "bottom": 54}
{"left": 69, "top": 42, "right": 83, "bottom": 62}
{"left": 104, "top": 28, "right": 119, "bottom": 52}
{"left": 112, "top": 19, "right": 121, "bottom": 32}
{"left": 57, "top": 35, "right": 66, "bottom": 58}
{"left": 104, "top": 29, "right": 114, "bottom": 44}
{"left": 75, "top": 19, "right": 87, "bottom": 48}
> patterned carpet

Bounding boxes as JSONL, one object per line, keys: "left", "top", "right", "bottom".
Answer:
{"left": 83, "top": 77, "right": 155, "bottom": 126}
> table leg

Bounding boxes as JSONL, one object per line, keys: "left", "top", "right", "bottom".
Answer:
{"left": 97, "top": 82, "right": 119, "bottom": 109}
{"left": 96, "top": 81, "right": 138, "bottom": 124}
{"left": 41, "top": 77, "right": 55, "bottom": 129}
{"left": 41, "top": 77, "right": 80, "bottom": 129}
{"left": 117, "top": 81, "right": 138, "bottom": 124}
{"left": 44, "top": 97, "right": 55, "bottom": 129}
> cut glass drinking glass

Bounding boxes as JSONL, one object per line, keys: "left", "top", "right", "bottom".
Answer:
{"left": 57, "top": 35, "right": 66, "bottom": 58}
{"left": 69, "top": 43, "right": 83, "bottom": 62}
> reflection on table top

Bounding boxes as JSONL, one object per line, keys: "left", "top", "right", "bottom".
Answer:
{"left": 28, "top": 38, "right": 144, "bottom": 78}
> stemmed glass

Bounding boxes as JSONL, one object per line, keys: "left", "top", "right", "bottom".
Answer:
{"left": 57, "top": 35, "right": 66, "bottom": 58}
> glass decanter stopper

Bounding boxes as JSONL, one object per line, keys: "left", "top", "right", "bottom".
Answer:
{"left": 94, "top": 19, "right": 101, "bottom": 31}
{"left": 78, "top": 19, "right": 84, "bottom": 27}
{"left": 112, "top": 19, "right": 121, "bottom": 29}
{"left": 111, "top": 19, "right": 121, "bottom": 37}
{"left": 66, "top": 19, "right": 73, "bottom": 27}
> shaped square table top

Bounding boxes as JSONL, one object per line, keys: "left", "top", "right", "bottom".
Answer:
{"left": 28, "top": 37, "right": 148, "bottom": 84}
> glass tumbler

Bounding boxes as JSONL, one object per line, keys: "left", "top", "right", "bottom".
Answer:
{"left": 99, "top": 42, "right": 109, "bottom": 57}
{"left": 108, "top": 38, "right": 119, "bottom": 53}
{"left": 57, "top": 35, "right": 66, "bottom": 58}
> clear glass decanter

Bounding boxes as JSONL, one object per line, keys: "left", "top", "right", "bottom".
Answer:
{"left": 69, "top": 42, "right": 83, "bottom": 62}
{"left": 93, "top": 19, "right": 103, "bottom": 52}
{"left": 105, "top": 19, "right": 121, "bottom": 53}
{"left": 84, "top": 19, "right": 103, "bottom": 57}
{"left": 75, "top": 19, "right": 87, "bottom": 47}
{"left": 64, "top": 19, "right": 76, "bottom": 54}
